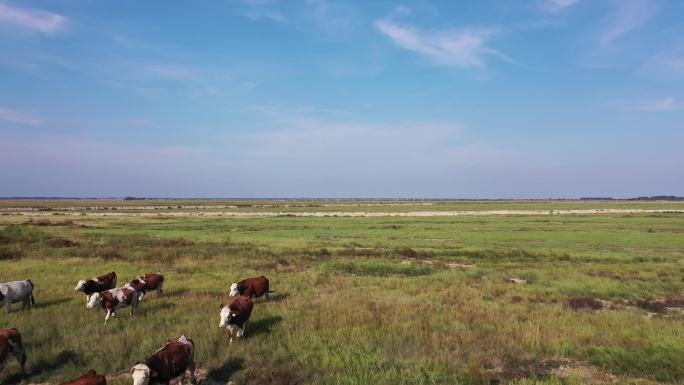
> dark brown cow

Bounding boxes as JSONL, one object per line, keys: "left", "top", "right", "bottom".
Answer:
{"left": 75, "top": 272, "right": 117, "bottom": 304}
{"left": 0, "top": 328, "right": 26, "bottom": 376}
{"left": 131, "top": 335, "right": 196, "bottom": 385}
{"left": 219, "top": 296, "right": 253, "bottom": 343}
{"left": 60, "top": 369, "right": 106, "bottom": 385}
{"left": 87, "top": 287, "right": 140, "bottom": 324}
{"left": 228, "top": 276, "right": 272, "bottom": 300}
{"left": 125, "top": 273, "right": 164, "bottom": 300}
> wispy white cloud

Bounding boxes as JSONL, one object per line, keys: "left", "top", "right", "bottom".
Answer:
{"left": 612, "top": 97, "right": 683, "bottom": 111}
{"left": 599, "top": 0, "right": 657, "bottom": 45}
{"left": 239, "top": 10, "right": 287, "bottom": 23}
{"left": 139, "top": 63, "right": 198, "bottom": 81}
{"left": 236, "top": 0, "right": 287, "bottom": 24}
{"left": 542, "top": 0, "right": 580, "bottom": 13}
{"left": 639, "top": 48, "right": 684, "bottom": 79}
{"left": 0, "top": 107, "right": 42, "bottom": 125}
{"left": 375, "top": 7, "right": 508, "bottom": 69}
{"left": 305, "top": 0, "right": 360, "bottom": 38}
{"left": 0, "top": 1, "right": 67, "bottom": 35}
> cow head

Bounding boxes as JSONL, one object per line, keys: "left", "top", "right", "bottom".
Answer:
{"left": 219, "top": 304, "right": 237, "bottom": 328}
{"left": 228, "top": 283, "right": 239, "bottom": 296}
{"left": 75, "top": 280, "right": 87, "bottom": 292}
{"left": 87, "top": 292, "right": 103, "bottom": 309}
{"left": 131, "top": 363, "right": 154, "bottom": 385}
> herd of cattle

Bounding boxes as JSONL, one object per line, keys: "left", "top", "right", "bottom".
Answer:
{"left": 0, "top": 273, "right": 273, "bottom": 384}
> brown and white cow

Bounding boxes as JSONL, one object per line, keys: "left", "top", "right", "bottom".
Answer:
{"left": 219, "top": 296, "right": 253, "bottom": 343}
{"left": 0, "top": 279, "right": 35, "bottom": 313}
{"left": 75, "top": 272, "right": 117, "bottom": 305}
{"left": 60, "top": 369, "right": 106, "bottom": 385}
{"left": 125, "top": 273, "right": 164, "bottom": 301}
{"left": 87, "top": 287, "right": 140, "bottom": 324}
{"left": 228, "top": 276, "right": 272, "bottom": 300}
{"left": 0, "top": 328, "right": 26, "bottom": 376}
{"left": 130, "top": 335, "right": 196, "bottom": 385}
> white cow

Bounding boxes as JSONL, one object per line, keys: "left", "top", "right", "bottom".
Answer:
{"left": 87, "top": 287, "right": 140, "bottom": 324}
{"left": 0, "top": 280, "right": 34, "bottom": 313}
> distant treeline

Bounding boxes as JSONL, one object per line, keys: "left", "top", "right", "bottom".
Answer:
{"left": 1, "top": 196, "right": 683, "bottom": 201}
{"left": 580, "top": 196, "right": 684, "bottom": 201}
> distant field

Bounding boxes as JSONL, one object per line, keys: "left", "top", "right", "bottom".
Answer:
{"left": 2, "top": 199, "right": 684, "bottom": 213}
{"left": 1, "top": 200, "right": 683, "bottom": 385}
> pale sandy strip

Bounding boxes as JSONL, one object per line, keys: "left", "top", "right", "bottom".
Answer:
{"left": 5, "top": 209, "right": 684, "bottom": 217}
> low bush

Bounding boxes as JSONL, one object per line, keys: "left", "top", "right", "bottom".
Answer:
{"left": 320, "top": 260, "right": 434, "bottom": 277}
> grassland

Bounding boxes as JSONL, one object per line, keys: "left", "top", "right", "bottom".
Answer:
{"left": 1, "top": 200, "right": 683, "bottom": 385}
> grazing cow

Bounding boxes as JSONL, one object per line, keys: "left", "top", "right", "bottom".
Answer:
{"left": 60, "top": 369, "right": 106, "bottom": 385}
{"left": 219, "top": 296, "right": 253, "bottom": 343}
{"left": 131, "top": 335, "right": 196, "bottom": 385}
{"left": 75, "top": 272, "right": 117, "bottom": 305}
{"left": 0, "top": 280, "right": 35, "bottom": 313}
{"left": 125, "top": 273, "right": 164, "bottom": 301}
{"left": 228, "top": 276, "right": 272, "bottom": 300}
{"left": 0, "top": 328, "right": 26, "bottom": 376}
{"left": 87, "top": 287, "right": 140, "bottom": 324}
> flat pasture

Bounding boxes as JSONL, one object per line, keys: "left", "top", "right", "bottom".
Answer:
{"left": 1, "top": 200, "right": 683, "bottom": 384}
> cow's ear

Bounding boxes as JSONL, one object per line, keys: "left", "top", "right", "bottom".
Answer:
{"left": 219, "top": 303, "right": 224, "bottom": 309}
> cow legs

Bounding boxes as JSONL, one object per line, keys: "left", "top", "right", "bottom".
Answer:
{"left": 104, "top": 309, "right": 112, "bottom": 324}
{"left": 12, "top": 350, "right": 26, "bottom": 374}
{"left": 157, "top": 281, "right": 164, "bottom": 296}
{"left": 19, "top": 352, "right": 26, "bottom": 373}
{"left": 138, "top": 291, "right": 146, "bottom": 301}
{"left": 227, "top": 325, "right": 235, "bottom": 344}
{"left": 131, "top": 293, "right": 140, "bottom": 315}
{"left": 237, "top": 322, "right": 247, "bottom": 338}
{"left": 188, "top": 359, "right": 197, "bottom": 385}
{"left": 4, "top": 300, "right": 11, "bottom": 313}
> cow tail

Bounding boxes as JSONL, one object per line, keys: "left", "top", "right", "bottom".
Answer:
{"left": 26, "top": 279, "right": 35, "bottom": 305}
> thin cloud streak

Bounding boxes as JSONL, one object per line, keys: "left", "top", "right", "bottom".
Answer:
{"left": 375, "top": 8, "right": 508, "bottom": 69}
{"left": 0, "top": 107, "right": 42, "bottom": 125}
{"left": 612, "top": 97, "right": 684, "bottom": 111}
{"left": 0, "top": 1, "right": 67, "bottom": 35}
{"left": 599, "top": 0, "right": 657, "bottom": 45}
{"left": 236, "top": 0, "right": 287, "bottom": 24}
{"left": 542, "top": 0, "right": 580, "bottom": 13}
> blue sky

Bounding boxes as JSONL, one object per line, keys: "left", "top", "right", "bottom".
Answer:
{"left": 0, "top": 0, "right": 682, "bottom": 198}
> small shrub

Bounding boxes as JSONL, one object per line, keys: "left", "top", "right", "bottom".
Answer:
{"left": 636, "top": 299, "right": 667, "bottom": 313}
{"left": 48, "top": 238, "right": 79, "bottom": 248}
{"left": 588, "top": 341, "right": 684, "bottom": 382}
{"left": 0, "top": 224, "right": 47, "bottom": 244}
{"left": 567, "top": 297, "right": 603, "bottom": 311}
{"left": 27, "top": 219, "right": 75, "bottom": 227}
{"left": 0, "top": 243, "right": 22, "bottom": 260}
{"left": 320, "top": 260, "right": 434, "bottom": 277}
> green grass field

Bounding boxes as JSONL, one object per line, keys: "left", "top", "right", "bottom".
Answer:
{"left": 1, "top": 200, "right": 683, "bottom": 385}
